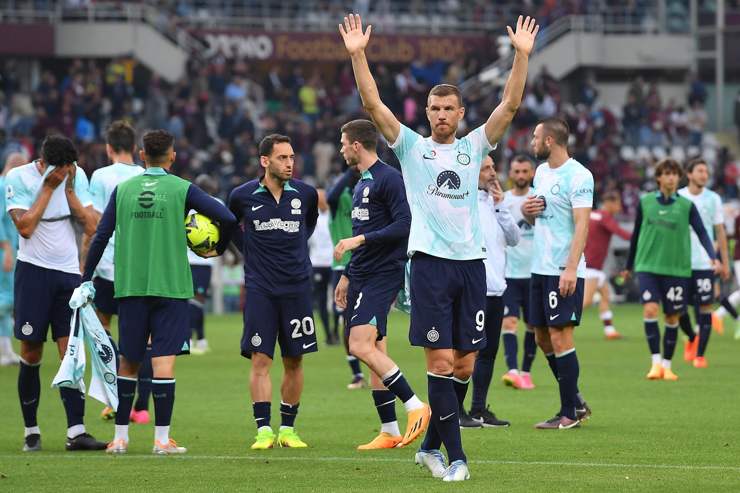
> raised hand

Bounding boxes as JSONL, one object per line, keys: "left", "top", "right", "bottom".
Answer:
{"left": 339, "top": 13, "right": 372, "bottom": 55}
{"left": 507, "top": 15, "right": 539, "bottom": 57}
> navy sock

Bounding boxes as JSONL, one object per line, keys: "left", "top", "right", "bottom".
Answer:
{"left": 18, "top": 361, "right": 41, "bottom": 428}
{"left": 152, "top": 379, "right": 176, "bottom": 427}
{"left": 545, "top": 352, "right": 558, "bottom": 379}
{"left": 381, "top": 367, "right": 415, "bottom": 404}
{"left": 502, "top": 332, "right": 518, "bottom": 371}
{"left": 721, "top": 297, "right": 739, "bottom": 319}
{"left": 471, "top": 347, "right": 495, "bottom": 413}
{"left": 347, "top": 355, "right": 362, "bottom": 378}
{"left": 644, "top": 319, "right": 660, "bottom": 355}
{"left": 452, "top": 377, "right": 469, "bottom": 413}
{"left": 697, "top": 312, "right": 712, "bottom": 357}
{"left": 555, "top": 351, "right": 579, "bottom": 420}
{"left": 662, "top": 324, "right": 678, "bottom": 361}
{"left": 420, "top": 416, "right": 442, "bottom": 451}
{"left": 134, "top": 347, "right": 153, "bottom": 411}
{"left": 427, "top": 373, "right": 465, "bottom": 463}
{"left": 115, "top": 376, "right": 137, "bottom": 426}
{"left": 253, "top": 401, "right": 271, "bottom": 428}
{"left": 522, "top": 330, "right": 537, "bottom": 373}
{"left": 59, "top": 387, "right": 85, "bottom": 429}
{"left": 280, "top": 401, "right": 299, "bottom": 428}
{"left": 678, "top": 312, "right": 697, "bottom": 342}
{"left": 189, "top": 301, "right": 205, "bottom": 340}
{"left": 371, "top": 389, "right": 397, "bottom": 424}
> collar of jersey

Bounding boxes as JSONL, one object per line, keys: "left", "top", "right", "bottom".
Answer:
{"left": 655, "top": 191, "right": 677, "bottom": 204}
{"left": 360, "top": 169, "right": 374, "bottom": 180}
{"left": 253, "top": 180, "right": 298, "bottom": 194}
{"left": 143, "top": 167, "right": 167, "bottom": 176}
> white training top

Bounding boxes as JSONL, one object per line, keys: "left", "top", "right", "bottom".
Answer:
{"left": 309, "top": 209, "right": 334, "bottom": 268}
{"left": 478, "top": 190, "right": 520, "bottom": 296}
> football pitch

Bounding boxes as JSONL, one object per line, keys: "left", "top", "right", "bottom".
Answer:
{"left": 0, "top": 304, "right": 739, "bottom": 492}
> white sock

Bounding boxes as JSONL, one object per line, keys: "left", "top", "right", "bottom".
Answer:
{"left": 114, "top": 425, "right": 129, "bottom": 442}
{"left": 715, "top": 307, "right": 727, "bottom": 318}
{"left": 651, "top": 354, "right": 662, "bottom": 364}
{"left": 403, "top": 395, "right": 424, "bottom": 412}
{"left": 381, "top": 420, "right": 401, "bottom": 436}
{"left": 600, "top": 310, "right": 613, "bottom": 321}
{"left": 521, "top": 371, "right": 530, "bottom": 376}
{"left": 604, "top": 325, "right": 617, "bottom": 334}
{"left": 258, "top": 425, "right": 272, "bottom": 433}
{"left": 67, "top": 424, "right": 85, "bottom": 439}
{"left": 154, "top": 425, "right": 169, "bottom": 445}
{"left": 662, "top": 359, "right": 672, "bottom": 369}
{"left": 0, "top": 336, "right": 10, "bottom": 354}
{"left": 25, "top": 426, "right": 40, "bottom": 437}
{"left": 507, "top": 368, "right": 520, "bottom": 375}
{"left": 279, "top": 425, "right": 293, "bottom": 432}
{"left": 730, "top": 291, "right": 740, "bottom": 307}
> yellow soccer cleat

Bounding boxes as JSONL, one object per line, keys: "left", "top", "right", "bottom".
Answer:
{"left": 401, "top": 403, "right": 431, "bottom": 447}
{"left": 662, "top": 367, "right": 679, "bottom": 381}
{"left": 712, "top": 312, "right": 724, "bottom": 335}
{"left": 357, "top": 432, "right": 403, "bottom": 450}
{"left": 277, "top": 428, "right": 308, "bottom": 448}
{"left": 646, "top": 363, "right": 664, "bottom": 380}
{"left": 250, "top": 428, "right": 276, "bottom": 450}
{"left": 100, "top": 406, "right": 116, "bottom": 421}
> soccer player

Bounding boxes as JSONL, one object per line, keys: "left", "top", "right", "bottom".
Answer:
{"left": 341, "top": 13, "right": 538, "bottom": 481}
{"left": 521, "top": 118, "right": 593, "bottom": 430}
{"left": 0, "top": 152, "right": 25, "bottom": 366}
{"left": 500, "top": 155, "right": 537, "bottom": 390}
{"left": 582, "top": 191, "right": 632, "bottom": 339}
{"left": 327, "top": 167, "right": 366, "bottom": 388}
{"left": 6, "top": 135, "right": 105, "bottom": 451}
{"left": 623, "top": 158, "right": 719, "bottom": 381}
{"left": 88, "top": 121, "right": 149, "bottom": 423}
{"left": 333, "top": 119, "right": 429, "bottom": 450}
{"left": 228, "top": 134, "right": 319, "bottom": 450}
{"left": 461, "top": 155, "right": 519, "bottom": 428}
{"left": 83, "top": 130, "right": 237, "bottom": 455}
{"left": 308, "top": 188, "right": 337, "bottom": 345}
{"left": 677, "top": 158, "right": 729, "bottom": 367}
{"left": 713, "top": 210, "right": 740, "bottom": 339}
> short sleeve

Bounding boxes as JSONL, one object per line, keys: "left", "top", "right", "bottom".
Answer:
{"left": 388, "top": 124, "right": 420, "bottom": 166}
{"left": 570, "top": 170, "right": 594, "bottom": 209}
{"left": 74, "top": 166, "right": 93, "bottom": 207}
{"left": 468, "top": 125, "right": 496, "bottom": 161}
{"left": 89, "top": 171, "right": 106, "bottom": 213}
{"left": 713, "top": 194, "right": 724, "bottom": 225}
{"left": 5, "top": 170, "right": 32, "bottom": 211}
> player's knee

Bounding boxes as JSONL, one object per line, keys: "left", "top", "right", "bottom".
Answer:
{"left": 20, "top": 342, "right": 42, "bottom": 365}
{"left": 119, "top": 357, "right": 140, "bottom": 378}
{"left": 452, "top": 360, "right": 473, "bottom": 380}
{"left": 282, "top": 355, "right": 303, "bottom": 373}
{"left": 643, "top": 303, "right": 659, "bottom": 319}
{"left": 665, "top": 314, "right": 679, "bottom": 326}
{"left": 502, "top": 317, "right": 518, "bottom": 331}
{"left": 427, "top": 357, "right": 454, "bottom": 375}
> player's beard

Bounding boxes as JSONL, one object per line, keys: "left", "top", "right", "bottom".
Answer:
{"left": 534, "top": 147, "right": 550, "bottom": 161}
{"left": 432, "top": 122, "right": 456, "bottom": 141}
{"left": 515, "top": 178, "right": 529, "bottom": 190}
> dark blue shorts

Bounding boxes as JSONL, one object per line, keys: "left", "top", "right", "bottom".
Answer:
{"left": 690, "top": 269, "right": 715, "bottom": 306}
{"left": 242, "top": 288, "right": 317, "bottom": 359}
{"left": 409, "top": 253, "right": 486, "bottom": 351}
{"left": 346, "top": 271, "right": 404, "bottom": 340}
{"left": 637, "top": 273, "right": 689, "bottom": 315}
{"left": 529, "top": 274, "right": 584, "bottom": 328}
{"left": 118, "top": 297, "right": 190, "bottom": 362}
{"left": 191, "top": 265, "right": 212, "bottom": 297}
{"left": 93, "top": 277, "right": 118, "bottom": 316}
{"left": 14, "top": 260, "right": 80, "bottom": 342}
{"left": 503, "top": 278, "right": 530, "bottom": 323}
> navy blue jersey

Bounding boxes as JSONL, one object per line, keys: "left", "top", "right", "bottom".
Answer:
{"left": 228, "top": 178, "right": 318, "bottom": 296}
{"left": 347, "top": 161, "right": 410, "bottom": 280}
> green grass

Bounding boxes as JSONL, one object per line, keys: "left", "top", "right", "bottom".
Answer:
{"left": 1, "top": 304, "right": 740, "bottom": 492}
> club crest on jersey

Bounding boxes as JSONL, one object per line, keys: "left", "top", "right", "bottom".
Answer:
{"left": 457, "top": 153, "right": 471, "bottom": 166}
{"left": 251, "top": 333, "right": 262, "bottom": 347}
{"left": 291, "top": 198, "right": 302, "bottom": 215}
{"left": 427, "top": 327, "right": 440, "bottom": 343}
{"left": 550, "top": 184, "right": 561, "bottom": 195}
{"left": 642, "top": 290, "right": 652, "bottom": 301}
{"left": 21, "top": 322, "right": 33, "bottom": 336}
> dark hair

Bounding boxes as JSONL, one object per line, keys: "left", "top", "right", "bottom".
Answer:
{"left": 686, "top": 157, "right": 708, "bottom": 174}
{"left": 655, "top": 158, "right": 683, "bottom": 179}
{"left": 428, "top": 84, "right": 463, "bottom": 107}
{"left": 538, "top": 118, "right": 570, "bottom": 146}
{"left": 41, "top": 134, "right": 78, "bottom": 167}
{"left": 259, "top": 134, "right": 291, "bottom": 157}
{"left": 106, "top": 120, "right": 136, "bottom": 154}
{"left": 602, "top": 190, "right": 621, "bottom": 202}
{"left": 511, "top": 154, "right": 535, "bottom": 168}
{"left": 340, "top": 119, "right": 378, "bottom": 151}
{"left": 194, "top": 173, "right": 218, "bottom": 195}
{"left": 142, "top": 130, "right": 174, "bottom": 163}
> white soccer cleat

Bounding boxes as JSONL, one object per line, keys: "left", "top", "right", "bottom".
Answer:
{"left": 414, "top": 449, "right": 447, "bottom": 478}
{"left": 0, "top": 352, "right": 21, "bottom": 366}
{"left": 153, "top": 438, "right": 187, "bottom": 455}
{"left": 106, "top": 438, "right": 128, "bottom": 454}
{"left": 442, "top": 460, "right": 470, "bottom": 482}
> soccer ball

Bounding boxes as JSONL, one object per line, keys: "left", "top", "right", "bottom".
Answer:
{"left": 185, "top": 213, "right": 219, "bottom": 254}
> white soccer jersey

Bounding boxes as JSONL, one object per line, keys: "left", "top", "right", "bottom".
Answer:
{"left": 530, "top": 158, "right": 594, "bottom": 277}
{"left": 5, "top": 162, "right": 93, "bottom": 274}
{"left": 308, "top": 210, "right": 333, "bottom": 268}
{"left": 89, "top": 162, "right": 144, "bottom": 280}
{"left": 389, "top": 123, "right": 495, "bottom": 260}
{"left": 503, "top": 188, "right": 534, "bottom": 279}
{"left": 678, "top": 186, "right": 723, "bottom": 270}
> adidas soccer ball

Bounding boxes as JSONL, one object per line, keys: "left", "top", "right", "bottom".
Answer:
{"left": 185, "top": 213, "right": 219, "bottom": 254}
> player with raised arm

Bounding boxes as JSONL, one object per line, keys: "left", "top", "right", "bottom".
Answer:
{"left": 6, "top": 135, "right": 103, "bottom": 451}
{"left": 341, "top": 12, "right": 538, "bottom": 481}
{"left": 521, "top": 118, "right": 593, "bottom": 430}
{"left": 623, "top": 159, "right": 720, "bottom": 381}
{"left": 333, "top": 119, "right": 429, "bottom": 450}
{"left": 228, "top": 134, "right": 319, "bottom": 450}
{"left": 499, "top": 155, "right": 537, "bottom": 390}
{"left": 676, "top": 158, "right": 729, "bottom": 367}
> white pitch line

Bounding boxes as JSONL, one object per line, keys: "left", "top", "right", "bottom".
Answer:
{"left": 0, "top": 454, "right": 739, "bottom": 473}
